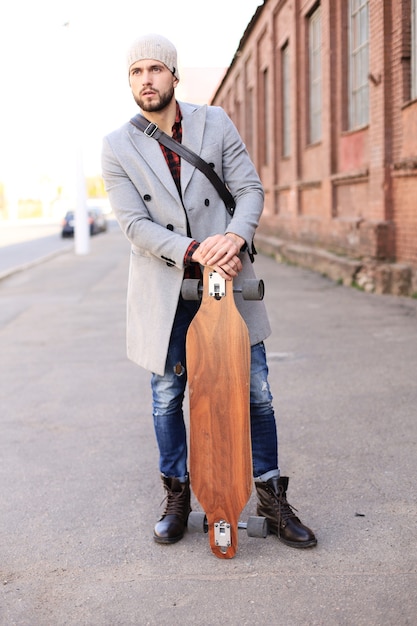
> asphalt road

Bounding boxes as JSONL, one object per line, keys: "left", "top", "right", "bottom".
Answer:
{"left": 1, "top": 224, "right": 416, "bottom": 625}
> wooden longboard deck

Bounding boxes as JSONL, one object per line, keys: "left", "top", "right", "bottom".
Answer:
{"left": 186, "top": 267, "right": 252, "bottom": 559}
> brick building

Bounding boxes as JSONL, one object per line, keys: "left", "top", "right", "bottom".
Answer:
{"left": 212, "top": 0, "right": 417, "bottom": 295}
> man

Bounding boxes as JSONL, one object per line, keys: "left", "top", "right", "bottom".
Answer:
{"left": 102, "top": 33, "right": 317, "bottom": 549}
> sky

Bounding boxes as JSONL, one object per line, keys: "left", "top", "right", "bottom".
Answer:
{"left": 0, "top": 0, "right": 262, "bottom": 210}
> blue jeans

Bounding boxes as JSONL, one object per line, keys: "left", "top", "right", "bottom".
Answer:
{"left": 151, "top": 297, "right": 278, "bottom": 480}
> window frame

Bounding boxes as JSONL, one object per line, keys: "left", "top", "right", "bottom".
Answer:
{"left": 412, "top": 0, "right": 417, "bottom": 99}
{"left": 282, "top": 42, "right": 291, "bottom": 157}
{"left": 348, "top": 0, "right": 370, "bottom": 130}
{"left": 308, "top": 4, "right": 322, "bottom": 144}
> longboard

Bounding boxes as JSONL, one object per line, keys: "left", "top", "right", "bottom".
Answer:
{"left": 186, "top": 266, "right": 253, "bottom": 559}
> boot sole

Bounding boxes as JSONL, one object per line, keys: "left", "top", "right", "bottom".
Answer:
{"left": 153, "top": 532, "right": 185, "bottom": 545}
{"left": 278, "top": 536, "right": 317, "bottom": 548}
{"left": 265, "top": 525, "right": 318, "bottom": 548}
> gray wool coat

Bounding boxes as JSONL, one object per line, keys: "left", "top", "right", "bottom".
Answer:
{"left": 101, "top": 101, "right": 271, "bottom": 376}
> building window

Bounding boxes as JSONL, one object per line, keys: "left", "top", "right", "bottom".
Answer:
{"left": 262, "top": 68, "right": 269, "bottom": 165}
{"left": 348, "top": 0, "right": 369, "bottom": 129}
{"left": 246, "top": 88, "right": 254, "bottom": 156}
{"left": 308, "top": 5, "right": 322, "bottom": 144}
{"left": 412, "top": 0, "right": 417, "bottom": 99}
{"left": 282, "top": 43, "right": 291, "bottom": 157}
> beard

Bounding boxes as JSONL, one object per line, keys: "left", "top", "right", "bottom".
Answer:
{"left": 133, "top": 84, "right": 175, "bottom": 112}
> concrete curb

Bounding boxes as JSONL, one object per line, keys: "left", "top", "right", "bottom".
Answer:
{"left": 255, "top": 233, "right": 416, "bottom": 297}
{"left": 0, "top": 243, "right": 73, "bottom": 282}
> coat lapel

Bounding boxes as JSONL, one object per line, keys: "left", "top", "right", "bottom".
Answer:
{"left": 128, "top": 124, "right": 180, "bottom": 201}
{"left": 180, "top": 102, "right": 207, "bottom": 194}
{"left": 127, "top": 102, "right": 208, "bottom": 200}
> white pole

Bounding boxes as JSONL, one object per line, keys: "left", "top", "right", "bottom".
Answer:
{"left": 74, "top": 144, "right": 90, "bottom": 255}
{"left": 63, "top": 20, "right": 90, "bottom": 255}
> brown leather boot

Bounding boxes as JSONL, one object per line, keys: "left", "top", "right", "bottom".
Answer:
{"left": 153, "top": 476, "right": 191, "bottom": 544}
{"left": 255, "top": 476, "right": 317, "bottom": 548}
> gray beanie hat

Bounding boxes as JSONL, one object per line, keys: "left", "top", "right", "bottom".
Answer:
{"left": 127, "top": 33, "right": 179, "bottom": 80}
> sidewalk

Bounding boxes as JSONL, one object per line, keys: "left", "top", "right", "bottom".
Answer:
{"left": 0, "top": 219, "right": 73, "bottom": 280}
{"left": 1, "top": 226, "right": 416, "bottom": 625}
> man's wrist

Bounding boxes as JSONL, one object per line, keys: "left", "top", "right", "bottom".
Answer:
{"left": 225, "top": 232, "right": 246, "bottom": 250}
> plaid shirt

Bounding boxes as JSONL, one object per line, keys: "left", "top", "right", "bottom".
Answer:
{"left": 160, "top": 103, "right": 202, "bottom": 280}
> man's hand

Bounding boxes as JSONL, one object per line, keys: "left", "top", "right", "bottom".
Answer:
{"left": 191, "top": 233, "right": 245, "bottom": 280}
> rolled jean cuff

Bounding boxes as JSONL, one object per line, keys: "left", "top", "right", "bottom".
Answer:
{"left": 257, "top": 468, "right": 280, "bottom": 482}
{"left": 162, "top": 472, "right": 189, "bottom": 483}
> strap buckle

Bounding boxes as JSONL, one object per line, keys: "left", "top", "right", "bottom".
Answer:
{"left": 144, "top": 122, "right": 158, "bottom": 137}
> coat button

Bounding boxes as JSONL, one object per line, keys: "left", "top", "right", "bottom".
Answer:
{"left": 144, "top": 194, "right": 151, "bottom": 201}
{"left": 204, "top": 199, "right": 210, "bottom": 206}
{"left": 166, "top": 224, "right": 174, "bottom": 230}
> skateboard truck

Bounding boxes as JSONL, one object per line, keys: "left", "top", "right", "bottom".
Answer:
{"left": 208, "top": 272, "right": 226, "bottom": 299}
{"left": 188, "top": 511, "right": 268, "bottom": 548}
{"left": 214, "top": 520, "right": 231, "bottom": 549}
{"left": 182, "top": 271, "right": 264, "bottom": 301}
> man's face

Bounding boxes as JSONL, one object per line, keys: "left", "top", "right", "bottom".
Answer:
{"left": 129, "top": 60, "right": 178, "bottom": 112}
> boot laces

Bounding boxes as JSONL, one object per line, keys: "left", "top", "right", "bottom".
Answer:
{"left": 270, "top": 486, "right": 300, "bottom": 523}
{"left": 160, "top": 488, "right": 188, "bottom": 517}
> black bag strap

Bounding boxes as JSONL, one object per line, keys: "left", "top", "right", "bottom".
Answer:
{"left": 130, "top": 114, "right": 235, "bottom": 216}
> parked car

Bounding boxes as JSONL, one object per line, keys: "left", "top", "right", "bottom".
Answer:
{"left": 61, "top": 207, "right": 108, "bottom": 238}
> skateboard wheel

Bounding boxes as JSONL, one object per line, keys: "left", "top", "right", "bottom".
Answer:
{"left": 187, "top": 511, "right": 208, "bottom": 533}
{"left": 241, "top": 279, "right": 265, "bottom": 301}
{"left": 246, "top": 515, "right": 268, "bottom": 538}
{"left": 181, "top": 279, "right": 202, "bottom": 301}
